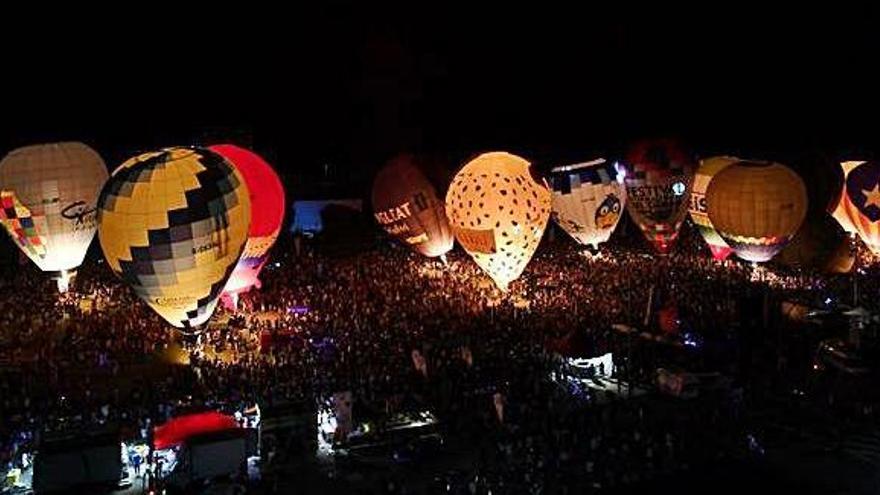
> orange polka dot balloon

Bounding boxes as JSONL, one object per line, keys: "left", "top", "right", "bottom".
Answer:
{"left": 446, "top": 152, "right": 551, "bottom": 291}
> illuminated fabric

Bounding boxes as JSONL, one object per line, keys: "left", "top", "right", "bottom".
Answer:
{"left": 446, "top": 152, "right": 551, "bottom": 290}
{"left": 831, "top": 160, "right": 880, "bottom": 255}
{"left": 706, "top": 160, "right": 807, "bottom": 263}
{"left": 550, "top": 158, "right": 626, "bottom": 249}
{"left": 97, "top": 147, "right": 251, "bottom": 328}
{"left": 372, "top": 153, "right": 453, "bottom": 258}
{"left": 688, "top": 156, "right": 737, "bottom": 260}
{"left": 153, "top": 412, "right": 238, "bottom": 450}
{"left": 622, "top": 139, "right": 695, "bottom": 253}
{"left": 0, "top": 142, "right": 108, "bottom": 284}
{"left": 209, "top": 145, "right": 285, "bottom": 298}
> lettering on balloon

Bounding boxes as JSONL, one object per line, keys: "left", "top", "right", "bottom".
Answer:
{"left": 61, "top": 201, "right": 98, "bottom": 230}
{"left": 627, "top": 182, "right": 687, "bottom": 222}
{"left": 153, "top": 295, "right": 194, "bottom": 307}
{"left": 453, "top": 227, "right": 496, "bottom": 254}
{"left": 374, "top": 202, "right": 413, "bottom": 225}
{"left": 192, "top": 241, "right": 220, "bottom": 255}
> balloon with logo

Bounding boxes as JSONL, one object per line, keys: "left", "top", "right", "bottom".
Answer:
{"left": 706, "top": 160, "right": 807, "bottom": 263}
{"left": 209, "top": 144, "right": 285, "bottom": 309}
{"left": 97, "top": 147, "right": 251, "bottom": 329}
{"left": 549, "top": 158, "right": 626, "bottom": 250}
{"left": 446, "top": 151, "right": 551, "bottom": 291}
{"left": 831, "top": 160, "right": 880, "bottom": 255}
{"left": 622, "top": 139, "right": 695, "bottom": 253}
{"left": 0, "top": 142, "right": 108, "bottom": 292}
{"left": 372, "top": 153, "right": 453, "bottom": 259}
{"left": 689, "top": 156, "right": 738, "bottom": 260}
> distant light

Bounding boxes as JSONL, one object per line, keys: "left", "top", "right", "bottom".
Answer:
{"left": 274, "top": 262, "right": 281, "bottom": 268}
{"left": 825, "top": 297, "right": 832, "bottom": 305}
{"left": 671, "top": 181, "right": 686, "bottom": 196}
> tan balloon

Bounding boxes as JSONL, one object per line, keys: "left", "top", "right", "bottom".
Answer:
{"left": 445, "top": 152, "right": 551, "bottom": 290}
{"left": 706, "top": 160, "right": 807, "bottom": 262}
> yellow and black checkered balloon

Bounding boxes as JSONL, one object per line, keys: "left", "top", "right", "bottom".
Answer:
{"left": 97, "top": 147, "right": 251, "bottom": 328}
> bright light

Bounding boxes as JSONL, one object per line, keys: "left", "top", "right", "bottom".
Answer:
{"left": 824, "top": 297, "right": 832, "bottom": 305}
{"left": 672, "top": 181, "right": 686, "bottom": 196}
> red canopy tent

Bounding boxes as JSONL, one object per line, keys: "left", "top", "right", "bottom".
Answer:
{"left": 153, "top": 411, "right": 238, "bottom": 450}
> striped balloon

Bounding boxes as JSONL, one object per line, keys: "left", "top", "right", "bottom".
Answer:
{"left": 688, "top": 156, "right": 737, "bottom": 260}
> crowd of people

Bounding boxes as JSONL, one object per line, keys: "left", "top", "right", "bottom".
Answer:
{"left": 0, "top": 223, "right": 876, "bottom": 492}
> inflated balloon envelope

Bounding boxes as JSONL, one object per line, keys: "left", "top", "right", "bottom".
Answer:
{"left": 706, "top": 160, "right": 807, "bottom": 263}
{"left": 97, "top": 147, "right": 251, "bottom": 329}
{"left": 831, "top": 160, "right": 880, "bottom": 256}
{"left": 549, "top": 158, "right": 626, "bottom": 250}
{"left": 622, "top": 139, "right": 696, "bottom": 254}
{"left": 0, "top": 142, "right": 109, "bottom": 292}
{"left": 372, "top": 154, "right": 453, "bottom": 259}
{"left": 688, "top": 156, "right": 738, "bottom": 261}
{"left": 446, "top": 151, "right": 551, "bottom": 291}
{"left": 209, "top": 144, "right": 286, "bottom": 306}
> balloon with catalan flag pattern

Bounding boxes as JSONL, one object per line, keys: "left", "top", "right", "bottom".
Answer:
{"left": 96, "top": 147, "right": 251, "bottom": 329}
{"left": 446, "top": 152, "right": 551, "bottom": 291}
{"left": 688, "top": 156, "right": 737, "bottom": 260}
{"left": 209, "top": 144, "right": 285, "bottom": 306}
{"left": 0, "top": 142, "right": 109, "bottom": 292}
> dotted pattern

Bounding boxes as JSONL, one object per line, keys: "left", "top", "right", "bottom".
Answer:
{"left": 446, "top": 152, "right": 551, "bottom": 290}
{"left": 706, "top": 161, "right": 807, "bottom": 263}
{"left": 97, "top": 147, "right": 251, "bottom": 328}
{"left": 0, "top": 142, "right": 108, "bottom": 273}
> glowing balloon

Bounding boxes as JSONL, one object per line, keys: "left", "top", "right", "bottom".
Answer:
{"left": 372, "top": 154, "right": 453, "bottom": 258}
{"left": 209, "top": 144, "right": 285, "bottom": 305}
{"left": 706, "top": 160, "right": 807, "bottom": 263}
{"left": 446, "top": 152, "right": 551, "bottom": 291}
{"left": 622, "top": 139, "right": 695, "bottom": 253}
{"left": 0, "top": 142, "right": 108, "bottom": 292}
{"left": 97, "top": 147, "right": 251, "bottom": 328}
{"left": 688, "top": 156, "right": 738, "bottom": 260}
{"left": 830, "top": 160, "right": 880, "bottom": 255}
{"left": 549, "top": 158, "right": 626, "bottom": 249}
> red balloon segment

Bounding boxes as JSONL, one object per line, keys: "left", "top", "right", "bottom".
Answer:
{"left": 210, "top": 144, "right": 286, "bottom": 301}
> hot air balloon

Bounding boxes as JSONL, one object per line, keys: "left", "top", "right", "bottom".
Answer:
{"left": 778, "top": 214, "right": 853, "bottom": 274}
{"left": 622, "top": 139, "right": 695, "bottom": 253}
{"left": 688, "top": 156, "right": 737, "bottom": 260}
{"left": 0, "top": 142, "right": 108, "bottom": 292}
{"left": 706, "top": 160, "right": 807, "bottom": 263}
{"left": 446, "top": 152, "right": 551, "bottom": 291}
{"left": 831, "top": 160, "right": 880, "bottom": 254}
{"left": 549, "top": 158, "right": 626, "bottom": 250}
{"left": 372, "top": 154, "right": 453, "bottom": 259}
{"left": 209, "top": 144, "right": 286, "bottom": 308}
{"left": 97, "top": 147, "right": 251, "bottom": 329}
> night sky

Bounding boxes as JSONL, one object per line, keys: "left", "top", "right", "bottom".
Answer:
{"left": 1, "top": 5, "right": 877, "bottom": 196}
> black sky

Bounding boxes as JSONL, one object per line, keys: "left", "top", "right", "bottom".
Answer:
{"left": 1, "top": 5, "right": 877, "bottom": 194}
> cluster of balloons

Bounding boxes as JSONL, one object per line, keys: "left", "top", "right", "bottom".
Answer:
{"left": 0, "top": 142, "right": 285, "bottom": 330}
{"left": 371, "top": 140, "right": 828, "bottom": 292}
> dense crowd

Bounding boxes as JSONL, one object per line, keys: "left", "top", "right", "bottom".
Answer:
{"left": 0, "top": 225, "right": 876, "bottom": 492}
